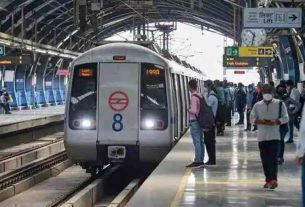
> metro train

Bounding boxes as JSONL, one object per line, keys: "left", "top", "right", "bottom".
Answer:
{"left": 64, "top": 42, "right": 207, "bottom": 173}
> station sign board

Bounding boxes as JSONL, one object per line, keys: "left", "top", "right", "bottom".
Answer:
{"left": 0, "top": 55, "right": 33, "bottom": 65}
{"left": 0, "top": 45, "right": 5, "bottom": 56}
{"left": 223, "top": 56, "right": 271, "bottom": 68}
{"left": 239, "top": 47, "right": 273, "bottom": 57}
{"left": 223, "top": 56, "right": 259, "bottom": 67}
{"left": 243, "top": 8, "right": 302, "bottom": 28}
{"left": 225, "top": 46, "right": 273, "bottom": 57}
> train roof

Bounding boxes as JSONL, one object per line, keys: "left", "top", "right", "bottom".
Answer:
{"left": 73, "top": 42, "right": 206, "bottom": 79}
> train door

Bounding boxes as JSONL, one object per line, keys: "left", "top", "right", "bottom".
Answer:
{"left": 174, "top": 74, "right": 182, "bottom": 137}
{"left": 179, "top": 75, "right": 186, "bottom": 131}
{"left": 97, "top": 63, "right": 139, "bottom": 149}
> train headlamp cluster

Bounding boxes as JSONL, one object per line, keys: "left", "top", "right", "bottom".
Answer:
{"left": 72, "top": 119, "right": 96, "bottom": 130}
{"left": 143, "top": 119, "right": 165, "bottom": 130}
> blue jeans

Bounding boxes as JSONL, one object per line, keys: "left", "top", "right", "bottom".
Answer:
{"left": 190, "top": 121, "right": 204, "bottom": 163}
{"left": 302, "top": 161, "right": 305, "bottom": 207}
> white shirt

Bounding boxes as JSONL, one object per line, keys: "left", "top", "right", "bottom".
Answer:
{"left": 250, "top": 98, "right": 289, "bottom": 142}
{"left": 296, "top": 107, "right": 305, "bottom": 158}
{"left": 290, "top": 88, "right": 300, "bottom": 104}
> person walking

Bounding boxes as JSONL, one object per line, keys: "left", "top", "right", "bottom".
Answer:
{"left": 276, "top": 86, "right": 300, "bottom": 165}
{"left": 204, "top": 80, "right": 218, "bottom": 165}
{"left": 296, "top": 106, "right": 305, "bottom": 207}
{"left": 235, "top": 83, "right": 246, "bottom": 125}
{"left": 186, "top": 79, "right": 204, "bottom": 168}
{"left": 245, "top": 84, "right": 255, "bottom": 131}
{"left": 250, "top": 84, "right": 289, "bottom": 189}
{"left": 286, "top": 80, "right": 301, "bottom": 143}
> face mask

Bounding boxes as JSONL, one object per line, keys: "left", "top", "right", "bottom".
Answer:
{"left": 263, "top": 94, "right": 273, "bottom": 101}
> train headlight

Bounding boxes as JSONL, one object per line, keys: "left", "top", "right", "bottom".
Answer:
{"left": 143, "top": 119, "right": 164, "bottom": 130}
{"left": 72, "top": 119, "right": 96, "bottom": 130}
{"left": 81, "top": 119, "right": 92, "bottom": 128}
{"left": 144, "top": 119, "right": 155, "bottom": 129}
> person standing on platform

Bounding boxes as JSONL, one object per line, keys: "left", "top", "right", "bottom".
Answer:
{"left": 214, "top": 80, "right": 226, "bottom": 136}
{"left": 245, "top": 84, "right": 255, "bottom": 131}
{"left": 0, "top": 88, "right": 11, "bottom": 114}
{"left": 252, "top": 82, "right": 264, "bottom": 131}
{"left": 296, "top": 106, "right": 305, "bottom": 207}
{"left": 276, "top": 86, "right": 300, "bottom": 165}
{"left": 250, "top": 84, "right": 289, "bottom": 189}
{"left": 286, "top": 80, "right": 301, "bottom": 143}
{"left": 204, "top": 80, "right": 218, "bottom": 165}
{"left": 186, "top": 79, "right": 204, "bottom": 168}
{"left": 235, "top": 83, "right": 246, "bottom": 125}
{"left": 224, "top": 80, "right": 233, "bottom": 127}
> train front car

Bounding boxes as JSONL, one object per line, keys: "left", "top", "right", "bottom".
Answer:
{"left": 64, "top": 43, "right": 174, "bottom": 173}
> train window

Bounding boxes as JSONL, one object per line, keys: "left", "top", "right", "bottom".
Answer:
{"left": 69, "top": 63, "right": 97, "bottom": 130}
{"left": 140, "top": 63, "right": 167, "bottom": 109}
{"left": 140, "top": 63, "right": 168, "bottom": 130}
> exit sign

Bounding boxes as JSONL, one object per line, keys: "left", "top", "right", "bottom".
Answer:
{"left": 0, "top": 45, "right": 5, "bottom": 56}
{"left": 234, "top": 71, "right": 245, "bottom": 74}
{"left": 225, "top": 47, "right": 239, "bottom": 56}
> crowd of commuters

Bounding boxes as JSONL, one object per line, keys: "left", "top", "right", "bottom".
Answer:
{"left": 186, "top": 78, "right": 305, "bottom": 199}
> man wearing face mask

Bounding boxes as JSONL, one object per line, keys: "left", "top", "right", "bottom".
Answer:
{"left": 250, "top": 84, "right": 289, "bottom": 189}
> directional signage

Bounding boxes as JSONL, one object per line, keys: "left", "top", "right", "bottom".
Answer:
{"left": 225, "top": 46, "right": 273, "bottom": 57}
{"left": 243, "top": 8, "right": 302, "bottom": 28}
{"left": 0, "top": 55, "right": 33, "bottom": 65}
{"left": 0, "top": 45, "right": 5, "bottom": 56}
{"left": 224, "top": 47, "right": 239, "bottom": 57}
{"left": 239, "top": 47, "right": 273, "bottom": 57}
{"left": 223, "top": 56, "right": 271, "bottom": 68}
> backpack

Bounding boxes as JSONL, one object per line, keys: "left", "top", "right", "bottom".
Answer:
{"left": 193, "top": 94, "right": 215, "bottom": 129}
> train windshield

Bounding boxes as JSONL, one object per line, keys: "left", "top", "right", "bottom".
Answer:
{"left": 141, "top": 63, "right": 167, "bottom": 109}
{"left": 69, "top": 63, "right": 97, "bottom": 129}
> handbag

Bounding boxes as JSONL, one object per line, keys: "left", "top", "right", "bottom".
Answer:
{"left": 279, "top": 101, "right": 289, "bottom": 135}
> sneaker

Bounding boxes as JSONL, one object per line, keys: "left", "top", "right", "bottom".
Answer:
{"left": 185, "top": 162, "right": 203, "bottom": 168}
{"left": 269, "top": 180, "right": 278, "bottom": 189}
{"left": 263, "top": 182, "right": 271, "bottom": 189}
{"left": 235, "top": 122, "right": 243, "bottom": 125}
{"left": 286, "top": 139, "right": 294, "bottom": 144}
{"left": 204, "top": 161, "right": 216, "bottom": 166}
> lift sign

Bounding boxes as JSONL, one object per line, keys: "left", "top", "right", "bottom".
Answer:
{"left": 108, "top": 91, "right": 129, "bottom": 132}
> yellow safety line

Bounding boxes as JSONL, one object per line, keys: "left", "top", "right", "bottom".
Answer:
{"left": 170, "top": 168, "right": 191, "bottom": 207}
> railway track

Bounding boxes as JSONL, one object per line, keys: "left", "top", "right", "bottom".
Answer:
{"left": 0, "top": 151, "right": 67, "bottom": 190}
{"left": 0, "top": 137, "right": 63, "bottom": 162}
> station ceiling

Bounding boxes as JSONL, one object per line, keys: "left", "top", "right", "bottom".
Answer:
{"left": 0, "top": 0, "right": 248, "bottom": 52}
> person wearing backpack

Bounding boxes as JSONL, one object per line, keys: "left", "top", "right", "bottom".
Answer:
{"left": 185, "top": 79, "right": 204, "bottom": 168}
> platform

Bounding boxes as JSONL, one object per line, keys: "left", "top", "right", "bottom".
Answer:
{"left": 127, "top": 125, "right": 301, "bottom": 207}
{"left": 0, "top": 105, "right": 64, "bottom": 135}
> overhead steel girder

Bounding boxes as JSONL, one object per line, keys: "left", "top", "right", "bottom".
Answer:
{"left": 0, "top": 32, "right": 79, "bottom": 58}
{"left": 0, "top": 0, "right": 239, "bottom": 53}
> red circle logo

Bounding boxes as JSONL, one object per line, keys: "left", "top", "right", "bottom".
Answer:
{"left": 108, "top": 91, "right": 129, "bottom": 112}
